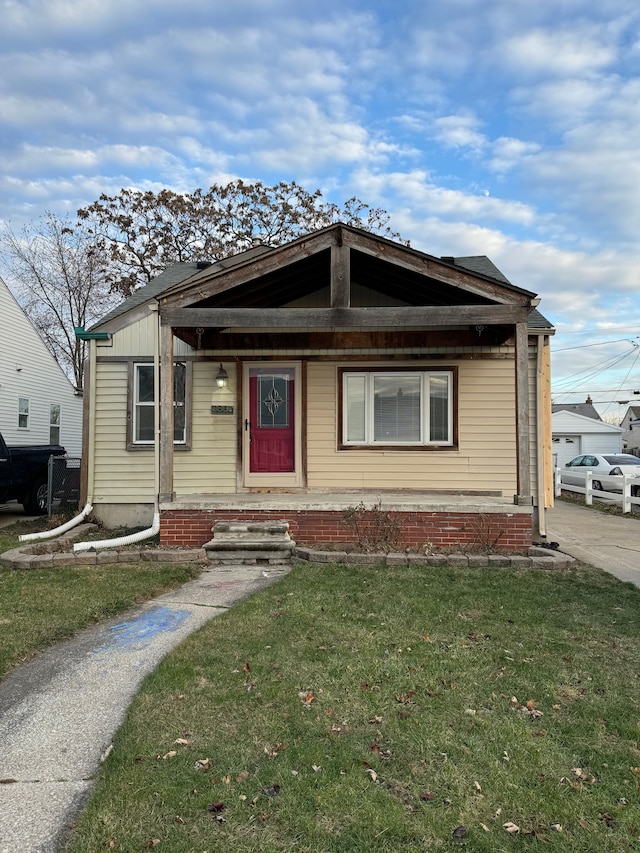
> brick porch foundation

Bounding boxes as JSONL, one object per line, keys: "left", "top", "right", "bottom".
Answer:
{"left": 160, "top": 508, "right": 532, "bottom": 552}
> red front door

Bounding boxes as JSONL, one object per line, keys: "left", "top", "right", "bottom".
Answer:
{"left": 249, "top": 367, "right": 295, "bottom": 473}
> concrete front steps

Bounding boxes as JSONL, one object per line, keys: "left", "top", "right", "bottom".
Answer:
{"left": 203, "top": 520, "right": 295, "bottom": 565}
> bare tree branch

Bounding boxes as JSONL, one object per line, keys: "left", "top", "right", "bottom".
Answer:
{"left": 0, "top": 213, "right": 118, "bottom": 390}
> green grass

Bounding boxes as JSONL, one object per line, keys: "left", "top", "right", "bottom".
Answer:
{"left": 66, "top": 560, "right": 640, "bottom": 852}
{"left": 0, "top": 519, "right": 200, "bottom": 677}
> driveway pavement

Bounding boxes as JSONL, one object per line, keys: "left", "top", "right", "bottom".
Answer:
{"left": 0, "top": 501, "right": 37, "bottom": 528}
{"left": 546, "top": 498, "right": 640, "bottom": 587}
{"left": 0, "top": 563, "right": 289, "bottom": 853}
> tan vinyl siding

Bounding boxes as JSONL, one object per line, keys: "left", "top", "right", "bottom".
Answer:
{"left": 108, "top": 314, "right": 194, "bottom": 358}
{"left": 174, "top": 362, "right": 237, "bottom": 494}
{"left": 306, "top": 360, "right": 519, "bottom": 494}
{"left": 94, "top": 361, "right": 238, "bottom": 502}
{"left": 93, "top": 361, "right": 155, "bottom": 502}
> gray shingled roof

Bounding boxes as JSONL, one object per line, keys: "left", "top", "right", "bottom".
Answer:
{"left": 552, "top": 402, "right": 602, "bottom": 421}
{"left": 451, "top": 256, "right": 553, "bottom": 330}
{"left": 90, "top": 262, "right": 206, "bottom": 330}
{"left": 90, "top": 244, "right": 275, "bottom": 330}
{"left": 447, "top": 255, "right": 512, "bottom": 284}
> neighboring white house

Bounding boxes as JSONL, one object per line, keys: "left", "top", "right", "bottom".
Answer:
{"left": 552, "top": 409, "right": 623, "bottom": 468}
{"left": 0, "top": 276, "right": 83, "bottom": 455}
{"left": 620, "top": 405, "right": 640, "bottom": 455}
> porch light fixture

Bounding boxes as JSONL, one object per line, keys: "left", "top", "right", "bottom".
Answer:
{"left": 215, "top": 363, "right": 229, "bottom": 388}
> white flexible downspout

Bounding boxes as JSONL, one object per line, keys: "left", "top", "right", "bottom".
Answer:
{"left": 535, "top": 334, "right": 547, "bottom": 538}
{"left": 19, "top": 505, "right": 94, "bottom": 542}
{"left": 20, "top": 340, "right": 97, "bottom": 542}
{"left": 73, "top": 513, "right": 161, "bottom": 551}
{"left": 74, "top": 303, "right": 161, "bottom": 552}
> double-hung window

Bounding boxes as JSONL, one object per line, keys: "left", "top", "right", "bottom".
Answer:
{"left": 49, "top": 403, "right": 61, "bottom": 444}
{"left": 18, "top": 397, "right": 29, "bottom": 430}
{"left": 341, "top": 369, "right": 455, "bottom": 448}
{"left": 130, "top": 361, "right": 189, "bottom": 447}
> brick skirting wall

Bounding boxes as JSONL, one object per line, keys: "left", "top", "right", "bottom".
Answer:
{"left": 160, "top": 509, "right": 532, "bottom": 552}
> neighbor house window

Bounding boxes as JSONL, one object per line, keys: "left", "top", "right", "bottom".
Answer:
{"left": 49, "top": 403, "right": 61, "bottom": 444}
{"left": 18, "top": 397, "right": 29, "bottom": 429}
{"left": 341, "top": 369, "right": 455, "bottom": 448}
{"left": 128, "top": 361, "right": 191, "bottom": 449}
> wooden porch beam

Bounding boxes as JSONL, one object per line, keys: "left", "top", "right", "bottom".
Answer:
{"left": 330, "top": 235, "right": 350, "bottom": 308}
{"left": 514, "top": 320, "right": 531, "bottom": 503}
{"left": 159, "top": 322, "right": 175, "bottom": 502}
{"left": 161, "top": 304, "right": 530, "bottom": 329}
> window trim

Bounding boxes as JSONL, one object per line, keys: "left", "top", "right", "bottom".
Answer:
{"left": 18, "top": 397, "right": 30, "bottom": 430}
{"left": 126, "top": 360, "right": 192, "bottom": 451}
{"left": 338, "top": 366, "right": 458, "bottom": 451}
{"left": 49, "top": 402, "right": 61, "bottom": 445}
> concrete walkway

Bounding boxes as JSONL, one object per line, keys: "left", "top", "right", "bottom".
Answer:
{"left": 0, "top": 563, "right": 289, "bottom": 853}
{"left": 546, "top": 499, "right": 640, "bottom": 587}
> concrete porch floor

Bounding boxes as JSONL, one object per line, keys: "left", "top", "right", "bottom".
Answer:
{"left": 162, "top": 491, "right": 531, "bottom": 515}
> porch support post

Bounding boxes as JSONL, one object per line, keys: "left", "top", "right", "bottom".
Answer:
{"left": 330, "top": 229, "right": 350, "bottom": 308}
{"left": 159, "top": 322, "right": 175, "bottom": 502}
{"left": 514, "top": 320, "right": 532, "bottom": 504}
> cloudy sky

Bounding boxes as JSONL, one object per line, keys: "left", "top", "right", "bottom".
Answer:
{"left": 2, "top": 0, "right": 640, "bottom": 419}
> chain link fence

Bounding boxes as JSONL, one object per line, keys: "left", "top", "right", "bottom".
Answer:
{"left": 47, "top": 456, "right": 81, "bottom": 517}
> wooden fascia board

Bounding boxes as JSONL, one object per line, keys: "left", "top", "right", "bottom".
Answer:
{"left": 160, "top": 232, "right": 336, "bottom": 307}
{"left": 161, "top": 304, "right": 530, "bottom": 328}
{"left": 343, "top": 229, "right": 534, "bottom": 305}
{"left": 93, "top": 300, "right": 157, "bottom": 335}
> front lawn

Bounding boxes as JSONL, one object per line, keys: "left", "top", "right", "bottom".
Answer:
{"left": 67, "top": 560, "right": 640, "bottom": 852}
{"left": 0, "top": 519, "right": 200, "bottom": 677}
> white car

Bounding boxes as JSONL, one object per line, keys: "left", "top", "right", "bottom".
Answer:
{"left": 563, "top": 453, "right": 640, "bottom": 494}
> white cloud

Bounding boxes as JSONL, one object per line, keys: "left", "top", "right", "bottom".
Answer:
{"left": 351, "top": 169, "right": 537, "bottom": 228}
{"left": 431, "top": 114, "right": 487, "bottom": 152}
{"left": 487, "top": 137, "right": 542, "bottom": 173}
{"left": 503, "top": 26, "right": 616, "bottom": 76}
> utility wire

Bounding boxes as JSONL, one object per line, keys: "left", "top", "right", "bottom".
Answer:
{"left": 552, "top": 337, "right": 638, "bottom": 353}
{"left": 601, "top": 346, "right": 640, "bottom": 416}
{"left": 553, "top": 349, "right": 637, "bottom": 390}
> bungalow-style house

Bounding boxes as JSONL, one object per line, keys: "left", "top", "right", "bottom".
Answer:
{"left": 552, "top": 397, "right": 622, "bottom": 467}
{"left": 0, "top": 276, "right": 82, "bottom": 455}
{"left": 80, "top": 224, "right": 555, "bottom": 551}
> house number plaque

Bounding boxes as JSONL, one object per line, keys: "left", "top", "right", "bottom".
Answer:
{"left": 211, "top": 405, "right": 234, "bottom": 415}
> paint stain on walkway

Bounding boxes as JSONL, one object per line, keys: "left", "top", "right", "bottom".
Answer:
{"left": 100, "top": 606, "right": 192, "bottom": 651}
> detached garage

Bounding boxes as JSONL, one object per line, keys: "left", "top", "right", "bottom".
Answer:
{"left": 552, "top": 410, "right": 623, "bottom": 468}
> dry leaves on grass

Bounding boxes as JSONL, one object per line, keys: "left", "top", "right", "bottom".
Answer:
{"left": 560, "top": 767, "right": 597, "bottom": 788}
{"left": 509, "top": 695, "right": 544, "bottom": 719}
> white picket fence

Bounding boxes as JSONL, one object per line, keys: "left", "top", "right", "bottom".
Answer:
{"left": 555, "top": 467, "right": 640, "bottom": 513}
